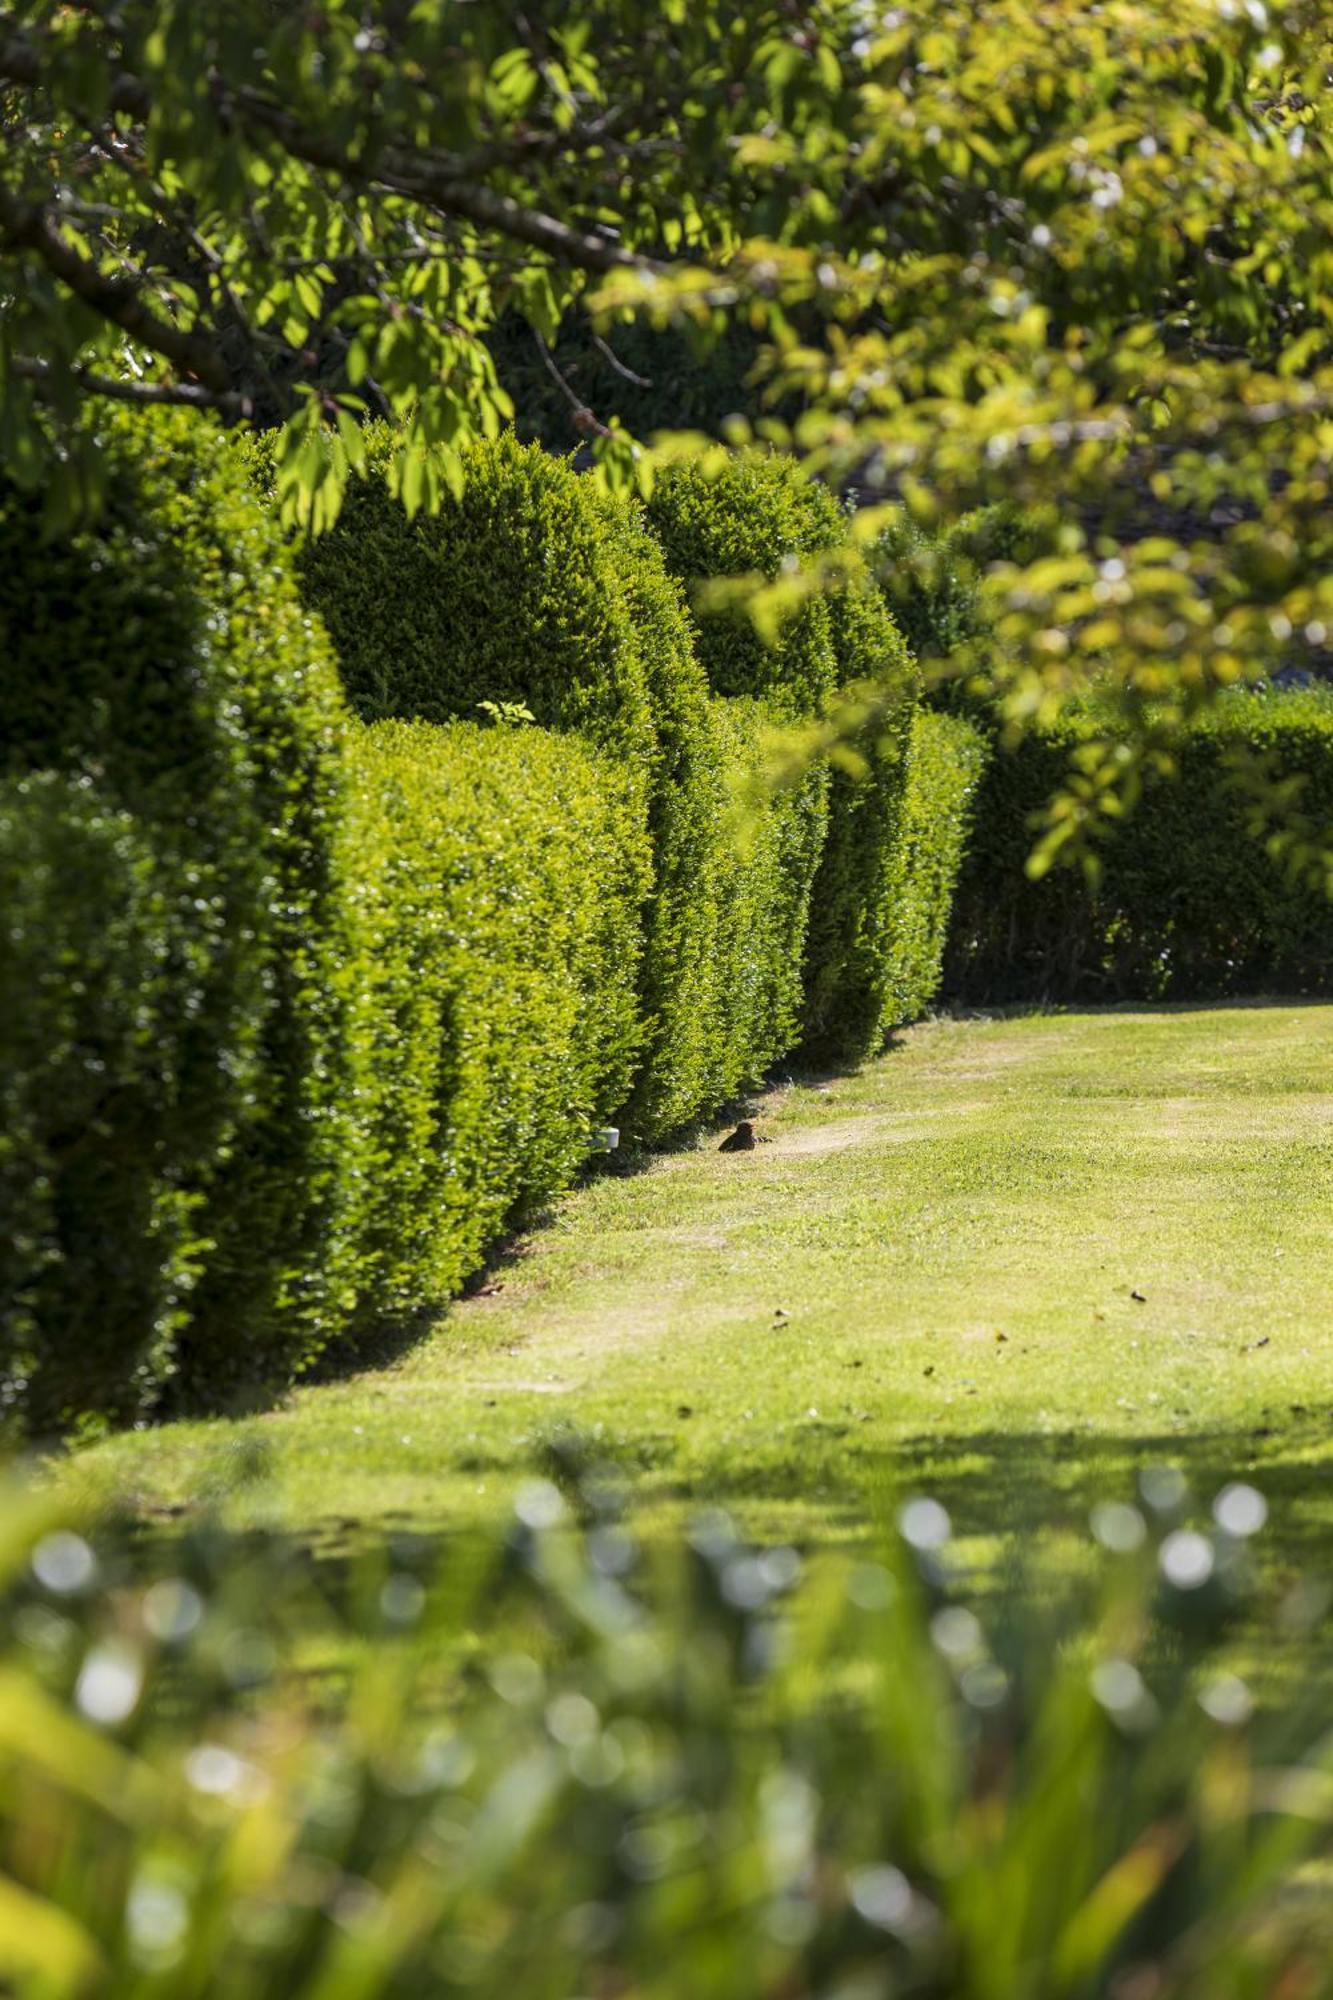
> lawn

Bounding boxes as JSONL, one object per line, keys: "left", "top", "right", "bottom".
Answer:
{"left": 62, "top": 1001, "right": 1333, "bottom": 1609}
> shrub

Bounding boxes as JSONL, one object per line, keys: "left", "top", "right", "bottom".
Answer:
{"left": 260, "top": 426, "right": 730, "bottom": 1143}
{"left": 0, "top": 409, "right": 353, "bottom": 1423}
{"left": 274, "top": 427, "right": 658, "bottom": 754}
{"left": 646, "top": 454, "right": 839, "bottom": 715}
{"left": 800, "top": 582, "right": 921, "bottom": 1062}
{"left": 704, "top": 699, "right": 833, "bottom": 1098}
{"left": 881, "top": 711, "right": 989, "bottom": 1029}
{"left": 346, "top": 720, "right": 649, "bottom": 1320}
{"left": 946, "top": 690, "right": 1333, "bottom": 1005}
{"left": 0, "top": 779, "right": 204, "bottom": 1431}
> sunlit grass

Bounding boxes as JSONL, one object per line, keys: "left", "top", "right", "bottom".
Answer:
{"left": 60, "top": 1001, "right": 1333, "bottom": 1678}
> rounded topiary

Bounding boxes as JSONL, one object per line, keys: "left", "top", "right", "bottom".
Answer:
{"left": 645, "top": 454, "right": 840, "bottom": 716}
{"left": 0, "top": 408, "right": 353, "bottom": 1424}
{"left": 272, "top": 425, "right": 658, "bottom": 762}
{"left": 0, "top": 776, "right": 203, "bottom": 1431}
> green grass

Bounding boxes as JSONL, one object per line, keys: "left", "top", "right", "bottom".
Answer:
{"left": 60, "top": 1002, "right": 1333, "bottom": 1622}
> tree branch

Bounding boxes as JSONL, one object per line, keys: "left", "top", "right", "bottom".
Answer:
{"left": 11, "top": 354, "right": 248, "bottom": 414}
{"left": 0, "top": 185, "right": 234, "bottom": 394}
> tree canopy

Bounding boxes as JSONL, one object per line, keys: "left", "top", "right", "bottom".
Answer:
{"left": 4, "top": 1, "right": 1333, "bottom": 867}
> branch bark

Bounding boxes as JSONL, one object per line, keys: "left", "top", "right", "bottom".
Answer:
{"left": 12, "top": 354, "right": 248, "bottom": 415}
{"left": 0, "top": 185, "right": 235, "bottom": 394}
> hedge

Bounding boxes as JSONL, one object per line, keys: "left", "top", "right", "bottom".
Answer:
{"left": 0, "top": 418, "right": 1001, "bottom": 1433}
{"left": 345, "top": 720, "right": 649, "bottom": 1322}
{"left": 800, "top": 580, "right": 921, "bottom": 1062}
{"left": 0, "top": 778, "right": 202, "bottom": 1431}
{"left": 945, "top": 690, "right": 1333, "bottom": 1005}
{"left": 262, "top": 427, "right": 734, "bottom": 1143}
{"left": 882, "top": 711, "right": 989, "bottom": 1028}
{"left": 0, "top": 410, "right": 352, "bottom": 1426}
{"left": 646, "top": 456, "right": 937, "bottom": 1064}
{"left": 645, "top": 454, "right": 839, "bottom": 716}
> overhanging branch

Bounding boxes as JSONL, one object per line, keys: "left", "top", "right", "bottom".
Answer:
{"left": 0, "top": 185, "right": 234, "bottom": 395}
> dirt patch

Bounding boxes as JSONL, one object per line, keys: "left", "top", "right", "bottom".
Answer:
{"left": 776, "top": 1115, "right": 904, "bottom": 1157}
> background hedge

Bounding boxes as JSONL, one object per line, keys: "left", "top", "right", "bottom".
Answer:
{"left": 0, "top": 410, "right": 352, "bottom": 1426}
{"left": 945, "top": 691, "right": 1333, "bottom": 1005}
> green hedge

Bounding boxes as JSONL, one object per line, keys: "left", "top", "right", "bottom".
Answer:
{"left": 645, "top": 455, "right": 935, "bottom": 1064}
{"left": 0, "top": 410, "right": 352, "bottom": 1427}
{"left": 800, "top": 580, "right": 921, "bottom": 1062}
{"left": 882, "top": 711, "right": 989, "bottom": 1028}
{"left": 646, "top": 455, "right": 839, "bottom": 715}
{"left": 346, "top": 721, "right": 649, "bottom": 1321}
{"left": 946, "top": 691, "right": 1333, "bottom": 1005}
{"left": 263, "top": 427, "right": 731, "bottom": 1143}
{"left": 0, "top": 778, "right": 203, "bottom": 1430}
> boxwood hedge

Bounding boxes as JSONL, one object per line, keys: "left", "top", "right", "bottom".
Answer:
{"left": 0, "top": 410, "right": 352, "bottom": 1426}
{"left": 887, "top": 711, "right": 989, "bottom": 1027}
{"left": 345, "top": 720, "right": 649, "bottom": 1323}
{"left": 262, "top": 427, "right": 734, "bottom": 1143}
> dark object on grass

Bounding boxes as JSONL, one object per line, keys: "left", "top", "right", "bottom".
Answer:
{"left": 719, "top": 1120, "right": 757, "bottom": 1152}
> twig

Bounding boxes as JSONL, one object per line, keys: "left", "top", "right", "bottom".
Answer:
{"left": 592, "top": 331, "right": 652, "bottom": 387}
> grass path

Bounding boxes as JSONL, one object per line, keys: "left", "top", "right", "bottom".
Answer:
{"left": 65, "top": 1003, "right": 1333, "bottom": 1599}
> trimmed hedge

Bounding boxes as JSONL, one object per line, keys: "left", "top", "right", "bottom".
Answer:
{"left": 646, "top": 455, "right": 839, "bottom": 716}
{"left": 883, "top": 711, "right": 989, "bottom": 1028}
{"left": 703, "top": 699, "right": 833, "bottom": 1098}
{"left": 0, "top": 778, "right": 202, "bottom": 1430}
{"left": 0, "top": 410, "right": 352, "bottom": 1425}
{"left": 346, "top": 721, "right": 649, "bottom": 1321}
{"left": 277, "top": 427, "right": 658, "bottom": 756}
{"left": 646, "top": 453, "right": 926, "bottom": 1065}
{"left": 800, "top": 580, "right": 921, "bottom": 1062}
{"left": 946, "top": 691, "right": 1333, "bottom": 1005}
{"left": 263, "top": 427, "right": 732, "bottom": 1142}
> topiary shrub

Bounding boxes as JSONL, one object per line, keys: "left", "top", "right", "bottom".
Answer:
{"left": 945, "top": 690, "right": 1333, "bottom": 1005}
{"left": 0, "top": 408, "right": 353, "bottom": 1425}
{"left": 801, "top": 579, "right": 922, "bottom": 1062}
{"left": 646, "top": 454, "right": 839, "bottom": 716}
{"left": 345, "top": 719, "right": 649, "bottom": 1319}
{"left": 881, "top": 711, "right": 989, "bottom": 1029}
{"left": 255, "top": 425, "right": 732, "bottom": 1144}
{"left": 269, "top": 427, "right": 658, "bottom": 754}
{"left": 0, "top": 778, "right": 205, "bottom": 1432}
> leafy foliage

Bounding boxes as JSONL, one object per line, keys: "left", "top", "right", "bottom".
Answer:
{"left": 646, "top": 454, "right": 840, "bottom": 715}
{"left": 0, "top": 407, "right": 352, "bottom": 1425}
{"left": 801, "top": 585, "right": 921, "bottom": 1062}
{"left": 947, "top": 690, "right": 1333, "bottom": 1005}
{"left": 345, "top": 719, "right": 649, "bottom": 1324}
{"left": 1, "top": 1466, "right": 1330, "bottom": 1997}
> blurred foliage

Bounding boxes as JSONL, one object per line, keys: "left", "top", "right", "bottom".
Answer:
{"left": 0, "top": 1460, "right": 1331, "bottom": 1996}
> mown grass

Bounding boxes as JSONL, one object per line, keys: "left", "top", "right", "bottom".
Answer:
{"left": 59, "top": 1002, "right": 1333, "bottom": 1643}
